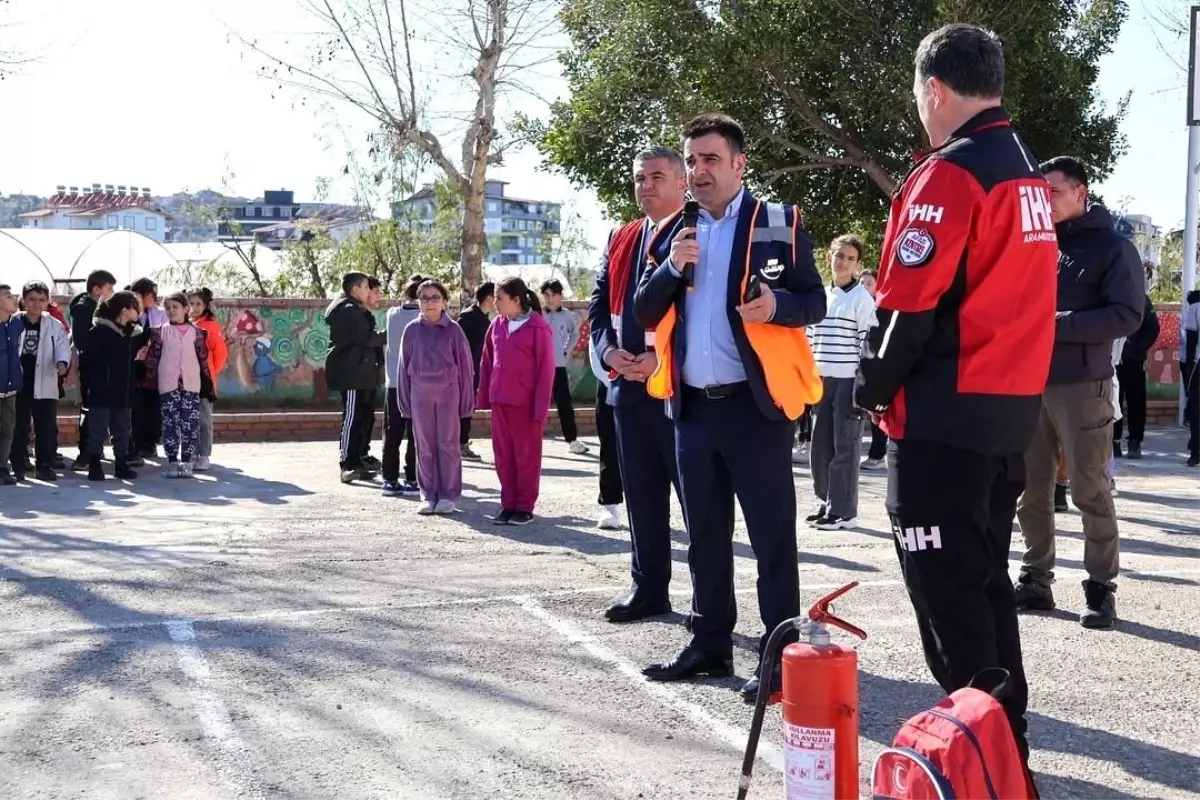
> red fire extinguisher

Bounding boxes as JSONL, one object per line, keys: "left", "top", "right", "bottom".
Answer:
{"left": 737, "top": 581, "right": 867, "bottom": 800}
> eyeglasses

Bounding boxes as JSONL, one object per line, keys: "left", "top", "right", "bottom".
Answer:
{"left": 418, "top": 295, "right": 443, "bottom": 303}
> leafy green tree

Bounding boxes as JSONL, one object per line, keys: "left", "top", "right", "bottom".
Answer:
{"left": 531, "top": 0, "right": 1129, "bottom": 245}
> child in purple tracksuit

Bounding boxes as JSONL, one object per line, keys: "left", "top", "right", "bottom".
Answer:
{"left": 397, "top": 279, "right": 475, "bottom": 515}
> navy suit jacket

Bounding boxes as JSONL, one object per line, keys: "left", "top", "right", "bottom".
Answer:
{"left": 632, "top": 188, "right": 825, "bottom": 422}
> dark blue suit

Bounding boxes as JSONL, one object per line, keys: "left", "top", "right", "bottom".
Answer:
{"left": 590, "top": 219, "right": 683, "bottom": 602}
{"left": 632, "top": 189, "right": 825, "bottom": 657}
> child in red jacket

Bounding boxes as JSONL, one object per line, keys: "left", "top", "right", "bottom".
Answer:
{"left": 476, "top": 277, "right": 555, "bottom": 525}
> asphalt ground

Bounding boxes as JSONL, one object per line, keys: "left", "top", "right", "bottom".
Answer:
{"left": 0, "top": 428, "right": 1197, "bottom": 799}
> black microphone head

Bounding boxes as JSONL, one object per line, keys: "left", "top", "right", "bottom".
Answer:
{"left": 682, "top": 199, "right": 700, "bottom": 226}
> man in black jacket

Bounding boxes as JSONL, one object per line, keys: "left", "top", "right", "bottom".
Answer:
{"left": 326, "top": 272, "right": 386, "bottom": 483}
{"left": 1113, "top": 289, "right": 1159, "bottom": 459}
{"left": 68, "top": 269, "right": 116, "bottom": 470}
{"left": 1016, "top": 156, "right": 1144, "bottom": 630}
{"left": 456, "top": 282, "right": 494, "bottom": 460}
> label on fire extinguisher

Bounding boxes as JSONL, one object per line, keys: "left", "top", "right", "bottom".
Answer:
{"left": 783, "top": 721, "right": 835, "bottom": 800}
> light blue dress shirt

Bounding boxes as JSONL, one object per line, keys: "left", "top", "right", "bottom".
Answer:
{"left": 671, "top": 187, "right": 748, "bottom": 388}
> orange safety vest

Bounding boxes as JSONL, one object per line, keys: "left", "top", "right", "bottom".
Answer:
{"left": 645, "top": 199, "right": 823, "bottom": 420}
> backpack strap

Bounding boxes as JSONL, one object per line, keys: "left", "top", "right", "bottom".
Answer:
{"left": 872, "top": 747, "right": 958, "bottom": 800}
{"left": 967, "top": 667, "right": 1013, "bottom": 701}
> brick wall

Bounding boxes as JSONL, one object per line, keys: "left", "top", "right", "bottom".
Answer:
{"left": 55, "top": 408, "right": 599, "bottom": 446}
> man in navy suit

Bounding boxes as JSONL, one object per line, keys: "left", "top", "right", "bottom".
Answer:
{"left": 634, "top": 113, "right": 826, "bottom": 700}
{"left": 590, "top": 146, "right": 688, "bottom": 623}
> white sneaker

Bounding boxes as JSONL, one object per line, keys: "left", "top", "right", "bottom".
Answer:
{"left": 194, "top": 456, "right": 211, "bottom": 471}
{"left": 860, "top": 458, "right": 885, "bottom": 471}
{"left": 417, "top": 501, "right": 436, "bottom": 515}
{"left": 434, "top": 499, "right": 457, "bottom": 514}
{"left": 597, "top": 505, "right": 622, "bottom": 530}
{"left": 180, "top": 462, "right": 195, "bottom": 479}
{"left": 165, "top": 462, "right": 180, "bottom": 479}
{"left": 568, "top": 440, "right": 589, "bottom": 455}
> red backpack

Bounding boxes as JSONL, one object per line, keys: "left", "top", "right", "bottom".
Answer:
{"left": 872, "top": 670, "right": 1037, "bottom": 800}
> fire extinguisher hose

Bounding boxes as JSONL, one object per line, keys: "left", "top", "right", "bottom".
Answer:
{"left": 735, "top": 616, "right": 801, "bottom": 800}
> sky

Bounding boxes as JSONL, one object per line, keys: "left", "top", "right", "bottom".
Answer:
{"left": 0, "top": 0, "right": 1194, "bottom": 259}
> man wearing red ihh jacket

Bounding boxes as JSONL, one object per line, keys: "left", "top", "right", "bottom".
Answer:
{"left": 855, "top": 24, "right": 1058, "bottom": 764}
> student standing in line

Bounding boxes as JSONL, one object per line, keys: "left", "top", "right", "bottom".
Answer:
{"left": 540, "top": 280, "right": 589, "bottom": 454}
{"left": 476, "top": 277, "right": 556, "bottom": 525}
{"left": 69, "top": 270, "right": 117, "bottom": 470}
{"left": 325, "top": 272, "right": 387, "bottom": 484}
{"left": 398, "top": 280, "right": 475, "bottom": 515}
{"left": 382, "top": 274, "right": 422, "bottom": 495}
{"left": 807, "top": 235, "right": 876, "bottom": 530}
{"left": 457, "top": 281, "right": 495, "bottom": 461}
{"left": 188, "top": 288, "right": 228, "bottom": 471}
{"left": 143, "top": 293, "right": 213, "bottom": 479}
{"left": 0, "top": 285, "right": 21, "bottom": 486}
{"left": 130, "top": 277, "right": 167, "bottom": 458}
{"left": 85, "top": 291, "right": 142, "bottom": 482}
{"left": 12, "top": 282, "right": 71, "bottom": 482}
{"left": 360, "top": 276, "right": 386, "bottom": 471}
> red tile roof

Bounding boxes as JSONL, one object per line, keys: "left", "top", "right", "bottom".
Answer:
{"left": 20, "top": 189, "right": 170, "bottom": 219}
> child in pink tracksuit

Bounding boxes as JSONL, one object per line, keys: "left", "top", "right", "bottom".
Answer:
{"left": 397, "top": 280, "right": 475, "bottom": 516}
{"left": 476, "top": 277, "right": 555, "bottom": 525}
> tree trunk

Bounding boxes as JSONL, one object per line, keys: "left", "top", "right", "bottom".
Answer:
{"left": 460, "top": 176, "right": 486, "bottom": 298}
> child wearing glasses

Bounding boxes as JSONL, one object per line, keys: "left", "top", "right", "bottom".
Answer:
{"left": 397, "top": 280, "right": 476, "bottom": 515}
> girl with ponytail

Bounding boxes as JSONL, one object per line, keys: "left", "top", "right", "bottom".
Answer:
{"left": 475, "top": 276, "right": 555, "bottom": 524}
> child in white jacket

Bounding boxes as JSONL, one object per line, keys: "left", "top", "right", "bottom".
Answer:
{"left": 13, "top": 281, "right": 70, "bottom": 481}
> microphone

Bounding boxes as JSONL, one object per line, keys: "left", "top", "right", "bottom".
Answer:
{"left": 681, "top": 199, "right": 700, "bottom": 286}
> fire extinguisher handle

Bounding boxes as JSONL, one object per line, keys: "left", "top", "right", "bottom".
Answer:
{"left": 808, "top": 581, "right": 868, "bottom": 640}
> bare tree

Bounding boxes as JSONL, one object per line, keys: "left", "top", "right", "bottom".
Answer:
{"left": 238, "top": 0, "right": 559, "bottom": 298}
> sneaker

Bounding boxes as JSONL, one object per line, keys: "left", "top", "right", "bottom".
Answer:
{"left": 114, "top": 461, "right": 137, "bottom": 480}
{"left": 461, "top": 443, "right": 482, "bottom": 461}
{"left": 508, "top": 511, "right": 535, "bottom": 525}
{"left": 0, "top": 469, "right": 15, "bottom": 486}
{"left": 805, "top": 504, "right": 827, "bottom": 524}
{"left": 434, "top": 499, "right": 458, "bottom": 514}
{"left": 492, "top": 508, "right": 516, "bottom": 525}
{"left": 1126, "top": 442, "right": 1142, "bottom": 460}
{"left": 125, "top": 455, "right": 146, "bottom": 468}
{"left": 34, "top": 467, "right": 58, "bottom": 482}
{"left": 398, "top": 479, "right": 419, "bottom": 495}
{"left": 1080, "top": 580, "right": 1116, "bottom": 629}
{"left": 180, "top": 462, "right": 195, "bottom": 479}
{"left": 814, "top": 515, "right": 857, "bottom": 531}
{"left": 87, "top": 456, "right": 106, "bottom": 482}
{"left": 597, "top": 504, "right": 622, "bottom": 530}
{"left": 791, "top": 443, "right": 808, "bottom": 464}
{"left": 1014, "top": 576, "right": 1055, "bottom": 611}
{"left": 1110, "top": 478, "right": 1118, "bottom": 497}
{"left": 362, "top": 455, "right": 382, "bottom": 471}
{"left": 72, "top": 454, "right": 90, "bottom": 472}
{"left": 1112, "top": 441, "right": 1123, "bottom": 459}
{"left": 340, "top": 467, "right": 366, "bottom": 484}
{"left": 1188, "top": 453, "right": 1199, "bottom": 468}
{"left": 860, "top": 458, "right": 885, "bottom": 471}
{"left": 568, "top": 440, "right": 589, "bottom": 455}
{"left": 194, "top": 456, "right": 211, "bottom": 471}
{"left": 52, "top": 454, "right": 67, "bottom": 470}
{"left": 165, "top": 461, "right": 181, "bottom": 479}
{"left": 417, "top": 501, "right": 436, "bottom": 515}
{"left": 381, "top": 480, "right": 402, "bottom": 497}
{"left": 1053, "top": 483, "right": 1069, "bottom": 513}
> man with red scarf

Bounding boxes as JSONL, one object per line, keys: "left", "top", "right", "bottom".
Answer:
{"left": 590, "top": 146, "right": 687, "bottom": 623}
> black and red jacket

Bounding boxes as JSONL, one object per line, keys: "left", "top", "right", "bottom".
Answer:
{"left": 855, "top": 107, "right": 1058, "bottom": 456}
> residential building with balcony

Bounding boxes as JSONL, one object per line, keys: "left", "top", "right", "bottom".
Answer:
{"left": 217, "top": 189, "right": 345, "bottom": 239}
{"left": 18, "top": 184, "right": 170, "bottom": 243}
{"left": 1115, "top": 213, "right": 1162, "bottom": 266}
{"left": 395, "top": 179, "right": 561, "bottom": 265}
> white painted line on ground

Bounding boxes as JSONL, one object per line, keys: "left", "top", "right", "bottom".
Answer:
{"left": 517, "top": 596, "right": 786, "bottom": 779}
{"left": 165, "top": 620, "right": 264, "bottom": 800}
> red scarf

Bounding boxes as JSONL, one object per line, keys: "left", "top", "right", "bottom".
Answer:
{"left": 607, "top": 218, "right": 649, "bottom": 318}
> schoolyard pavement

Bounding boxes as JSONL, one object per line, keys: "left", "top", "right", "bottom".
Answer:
{"left": 0, "top": 429, "right": 1197, "bottom": 799}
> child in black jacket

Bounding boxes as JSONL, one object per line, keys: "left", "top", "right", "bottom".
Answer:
{"left": 85, "top": 291, "right": 143, "bottom": 482}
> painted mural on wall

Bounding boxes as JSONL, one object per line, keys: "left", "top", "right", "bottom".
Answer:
{"left": 1147, "top": 306, "right": 1183, "bottom": 400}
{"left": 200, "top": 299, "right": 595, "bottom": 406}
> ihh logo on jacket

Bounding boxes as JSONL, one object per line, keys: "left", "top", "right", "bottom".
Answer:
{"left": 1019, "top": 185, "right": 1056, "bottom": 243}
{"left": 894, "top": 525, "right": 943, "bottom": 552}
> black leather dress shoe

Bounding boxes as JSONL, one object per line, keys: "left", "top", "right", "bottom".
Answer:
{"left": 740, "top": 662, "right": 783, "bottom": 703}
{"left": 642, "top": 646, "right": 734, "bottom": 681}
{"left": 605, "top": 591, "right": 671, "bottom": 623}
